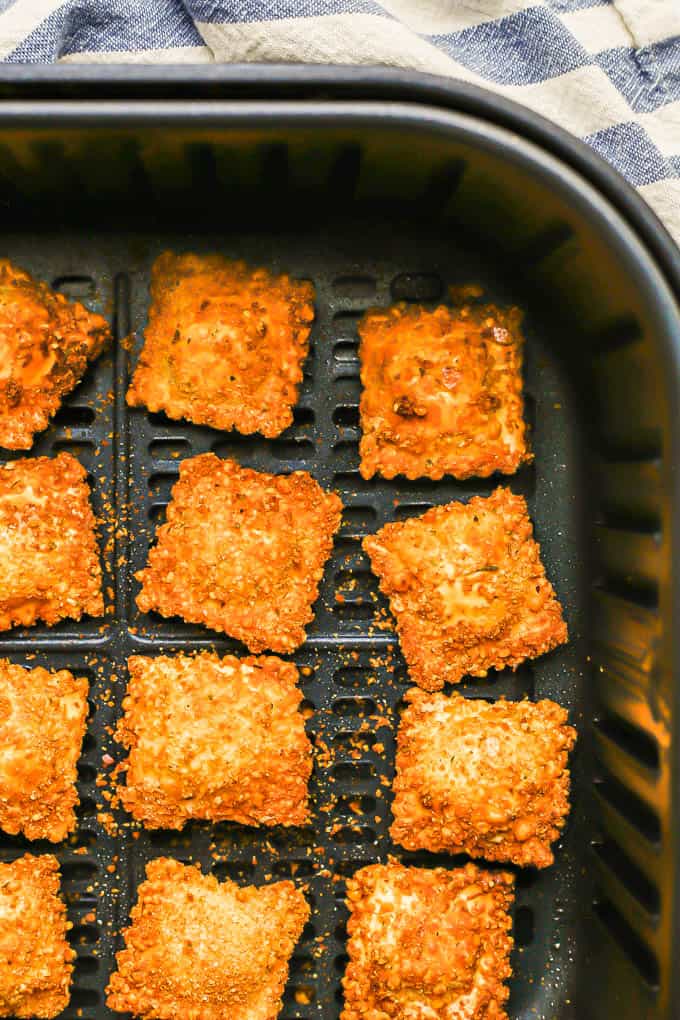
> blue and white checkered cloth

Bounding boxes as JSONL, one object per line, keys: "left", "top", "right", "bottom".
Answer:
{"left": 1, "top": 0, "right": 679, "bottom": 243}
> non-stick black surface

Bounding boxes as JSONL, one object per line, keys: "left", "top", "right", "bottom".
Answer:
{"left": 0, "top": 217, "right": 594, "bottom": 1020}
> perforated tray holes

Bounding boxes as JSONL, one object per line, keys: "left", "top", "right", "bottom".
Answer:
{"left": 331, "top": 824, "right": 377, "bottom": 846}
{"left": 332, "top": 730, "right": 377, "bottom": 754}
{"left": 148, "top": 438, "right": 191, "bottom": 461}
{"left": 332, "top": 275, "right": 376, "bottom": 301}
{"left": 592, "top": 895, "right": 660, "bottom": 988}
{"left": 74, "top": 956, "right": 100, "bottom": 978}
{"left": 51, "top": 438, "right": 96, "bottom": 461}
{"left": 74, "top": 796, "right": 97, "bottom": 821}
{"left": 332, "top": 697, "right": 377, "bottom": 719}
{"left": 269, "top": 826, "right": 316, "bottom": 851}
{"left": 393, "top": 501, "right": 434, "bottom": 521}
{"left": 334, "top": 794, "right": 377, "bottom": 818}
{"left": 51, "top": 275, "right": 97, "bottom": 302}
{"left": 212, "top": 859, "right": 256, "bottom": 882}
{"left": 591, "top": 837, "right": 660, "bottom": 916}
{"left": 513, "top": 905, "right": 535, "bottom": 947}
{"left": 333, "top": 665, "right": 376, "bottom": 690}
{"left": 390, "top": 271, "right": 444, "bottom": 304}
{"left": 70, "top": 988, "right": 101, "bottom": 1010}
{"left": 333, "top": 405, "right": 360, "bottom": 429}
{"left": 272, "top": 860, "right": 315, "bottom": 879}
{"left": 271, "top": 437, "right": 316, "bottom": 463}
{"left": 339, "top": 505, "right": 376, "bottom": 539}
{"left": 147, "top": 470, "right": 178, "bottom": 505}
{"left": 334, "top": 567, "right": 375, "bottom": 604}
{"left": 68, "top": 922, "right": 100, "bottom": 947}
{"left": 333, "top": 339, "right": 360, "bottom": 377}
{"left": 292, "top": 406, "right": 316, "bottom": 430}
{"left": 593, "top": 769, "right": 661, "bottom": 844}
{"left": 332, "top": 762, "right": 375, "bottom": 786}
{"left": 593, "top": 709, "right": 660, "bottom": 773}
{"left": 53, "top": 405, "right": 96, "bottom": 430}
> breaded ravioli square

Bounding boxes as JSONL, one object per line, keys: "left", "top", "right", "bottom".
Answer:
{"left": 115, "top": 651, "right": 312, "bottom": 830}
{"left": 0, "top": 854, "right": 74, "bottom": 1019}
{"left": 127, "top": 252, "right": 315, "bottom": 438}
{"left": 391, "top": 690, "right": 577, "bottom": 868}
{"left": 358, "top": 300, "right": 530, "bottom": 480}
{"left": 342, "top": 861, "right": 514, "bottom": 1020}
{"left": 136, "top": 453, "right": 342, "bottom": 652}
{"left": 363, "top": 487, "right": 567, "bottom": 689}
{"left": 0, "top": 453, "right": 104, "bottom": 632}
{"left": 0, "top": 259, "right": 110, "bottom": 450}
{"left": 106, "top": 857, "right": 309, "bottom": 1020}
{"left": 0, "top": 661, "right": 89, "bottom": 842}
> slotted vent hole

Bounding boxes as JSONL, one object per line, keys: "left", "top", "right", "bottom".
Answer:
{"left": 271, "top": 439, "right": 315, "bottom": 461}
{"left": 332, "top": 275, "right": 376, "bottom": 299}
{"left": 53, "top": 406, "right": 95, "bottom": 428}
{"left": 593, "top": 710, "right": 660, "bottom": 771}
{"left": 333, "top": 405, "right": 360, "bottom": 428}
{"left": 334, "top": 340, "right": 360, "bottom": 363}
{"left": 593, "top": 896, "right": 660, "bottom": 987}
{"left": 592, "top": 838, "right": 660, "bottom": 915}
{"left": 149, "top": 439, "right": 191, "bottom": 460}
{"left": 335, "top": 794, "right": 377, "bottom": 816}
{"left": 593, "top": 769, "right": 661, "bottom": 843}
{"left": 51, "top": 274, "right": 96, "bottom": 301}
{"left": 513, "top": 905, "right": 535, "bottom": 947}
{"left": 332, "top": 762, "right": 374, "bottom": 783}
{"left": 212, "top": 860, "right": 256, "bottom": 881}
{"left": 51, "top": 440, "right": 94, "bottom": 458}
{"left": 331, "top": 825, "right": 376, "bottom": 845}
{"left": 390, "top": 272, "right": 443, "bottom": 303}
{"left": 332, "top": 697, "right": 376, "bottom": 718}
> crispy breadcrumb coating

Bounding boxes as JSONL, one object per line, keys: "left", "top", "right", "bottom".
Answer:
{"left": 342, "top": 861, "right": 514, "bottom": 1020}
{"left": 136, "top": 453, "right": 342, "bottom": 652}
{"left": 363, "top": 487, "right": 567, "bottom": 689}
{"left": 0, "top": 854, "right": 74, "bottom": 1018}
{"left": 358, "top": 301, "right": 530, "bottom": 480}
{"left": 0, "top": 453, "right": 104, "bottom": 631}
{"left": 0, "top": 661, "right": 89, "bottom": 842}
{"left": 0, "top": 259, "right": 110, "bottom": 450}
{"left": 391, "top": 689, "right": 577, "bottom": 868}
{"left": 106, "top": 857, "right": 309, "bottom": 1020}
{"left": 115, "top": 651, "right": 312, "bottom": 830}
{"left": 127, "top": 252, "right": 315, "bottom": 438}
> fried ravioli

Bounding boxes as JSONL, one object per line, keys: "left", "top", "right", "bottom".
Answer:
{"left": 106, "top": 857, "right": 309, "bottom": 1020}
{"left": 342, "top": 861, "right": 514, "bottom": 1020}
{"left": 0, "top": 259, "right": 110, "bottom": 450}
{"left": 136, "top": 453, "right": 342, "bottom": 652}
{"left": 0, "top": 661, "right": 89, "bottom": 842}
{"left": 358, "top": 300, "right": 530, "bottom": 480}
{"left": 127, "top": 252, "right": 315, "bottom": 438}
{"left": 0, "top": 453, "right": 104, "bottom": 631}
{"left": 0, "top": 855, "right": 74, "bottom": 1018}
{"left": 391, "top": 689, "right": 577, "bottom": 868}
{"left": 363, "top": 487, "right": 567, "bottom": 689}
{"left": 115, "top": 651, "right": 312, "bottom": 830}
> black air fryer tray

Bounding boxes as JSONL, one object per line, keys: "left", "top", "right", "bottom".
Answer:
{"left": 0, "top": 74, "right": 678, "bottom": 1020}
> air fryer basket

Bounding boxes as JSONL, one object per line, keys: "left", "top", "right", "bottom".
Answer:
{"left": 0, "top": 88, "right": 678, "bottom": 1020}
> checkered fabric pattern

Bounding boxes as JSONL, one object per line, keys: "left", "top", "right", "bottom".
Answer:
{"left": 0, "top": 0, "right": 678, "bottom": 242}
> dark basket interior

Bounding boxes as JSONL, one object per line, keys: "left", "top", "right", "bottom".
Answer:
{"left": 0, "top": 102, "right": 677, "bottom": 1020}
